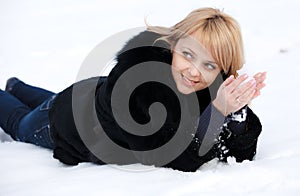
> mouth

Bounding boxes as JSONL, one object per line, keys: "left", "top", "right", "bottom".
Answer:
{"left": 181, "top": 74, "right": 200, "bottom": 87}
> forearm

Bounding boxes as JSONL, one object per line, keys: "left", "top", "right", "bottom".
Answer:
{"left": 220, "top": 107, "right": 262, "bottom": 162}
{"left": 164, "top": 103, "right": 226, "bottom": 171}
{"left": 194, "top": 103, "right": 226, "bottom": 156}
{"left": 165, "top": 104, "right": 262, "bottom": 171}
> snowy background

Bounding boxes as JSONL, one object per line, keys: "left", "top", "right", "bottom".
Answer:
{"left": 1, "top": 0, "right": 300, "bottom": 195}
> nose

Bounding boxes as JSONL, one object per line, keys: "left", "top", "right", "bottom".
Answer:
{"left": 188, "top": 64, "right": 201, "bottom": 77}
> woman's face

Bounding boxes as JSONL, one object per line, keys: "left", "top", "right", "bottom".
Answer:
{"left": 171, "top": 32, "right": 221, "bottom": 94}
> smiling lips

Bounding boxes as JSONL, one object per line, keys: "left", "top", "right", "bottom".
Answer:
{"left": 181, "top": 74, "right": 200, "bottom": 87}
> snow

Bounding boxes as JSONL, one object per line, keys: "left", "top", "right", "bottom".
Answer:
{"left": 228, "top": 108, "right": 247, "bottom": 123}
{"left": 1, "top": 0, "right": 300, "bottom": 195}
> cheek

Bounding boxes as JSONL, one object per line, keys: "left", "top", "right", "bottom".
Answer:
{"left": 171, "top": 58, "right": 179, "bottom": 72}
{"left": 203, "top": 71, "right": 219, "bottom": 85}
{"left": 172, "top": 53, "right": 185, "bottom": 71}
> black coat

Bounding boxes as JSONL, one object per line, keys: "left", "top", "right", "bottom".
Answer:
{"left": 49, "top": 31, "right": 262, "bottom": 172}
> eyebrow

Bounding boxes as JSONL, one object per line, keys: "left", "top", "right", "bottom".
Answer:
{"left": 186, "top": 48, "right": 217, "bottom": 64}
{"left": 183, "top": 47, "right": 197, "bottom": 56}
{"left": 182, "top": 45, "right": 217, "bottom": 65}
{"left": 206, "top": 60, "right": 217, "bottom": 65}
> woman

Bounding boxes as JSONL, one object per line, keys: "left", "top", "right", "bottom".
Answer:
{"left": 0, "top": 8, "right": 266, "bottom": 172}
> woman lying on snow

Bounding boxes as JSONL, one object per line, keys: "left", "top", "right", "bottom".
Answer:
{"left": 0, "top": 7, "right": 266, "bottom": 172}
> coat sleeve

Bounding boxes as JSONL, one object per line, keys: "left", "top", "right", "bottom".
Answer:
{"left": 217, "top": 107, "right": 262, "bottom": 162}
{"left": 163, "top": 105, "right": 262, "bottom": 172}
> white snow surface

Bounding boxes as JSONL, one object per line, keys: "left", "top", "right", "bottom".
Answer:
{"left": 1, "top": 0, "right": 300, "bottom": 195}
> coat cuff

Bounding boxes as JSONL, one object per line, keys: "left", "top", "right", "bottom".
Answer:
{"left": 224, "top": 105, "right": 248, "bottom": 135}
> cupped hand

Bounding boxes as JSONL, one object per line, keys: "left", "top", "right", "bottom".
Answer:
{"left": 212, "top": 72, "right": 266, "bottom": 116}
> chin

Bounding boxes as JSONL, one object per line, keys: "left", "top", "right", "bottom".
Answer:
{"left": 176, "top": 86, "right": 195, "bottom": 95}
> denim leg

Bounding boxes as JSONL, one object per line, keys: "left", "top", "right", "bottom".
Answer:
{"left": 8, "top": 80, "right": 55, "bottom": 109}
{"left": 0, "top": 90, "right": 30, "bottom": 139}
{"left": 17, "top": 95, "right": 56, "bottom": 149}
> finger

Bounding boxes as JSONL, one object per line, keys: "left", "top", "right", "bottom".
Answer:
{"left": 256, "top": 83, "right": 266, "bottom": 90}
{"left": 223, "top": 75, "right": 235, "bottom": 87}
{"left": 260, "top": 72, "right": 267, "bottom": 83}
{"left": 253, "top": 72, "right": 262, "bottom": 79}
{"left": 254, "top": 72, "right": 267, "bottom": 83}
{"left": 232, "top": 78, "right": 256, "bottom": 98}
{"left": 226, "top": 74, "right": 249, "bottom": 93}
{"left": 251, "top": 90, "right": 260, "bottom": 100}
{"left": 253, "top": 71, "right": 267, "bottom": 78}
{"left": 248, "top": 89, "right": 257, "bottom": 102}
{"left": 252, "top": 83, "right": 266, "bottom": 99}
{"left": 238, "top": 87, "right": 256, "bottom": 104}
{"left": 253, "top": 72, "right": 263, "bottom": 78}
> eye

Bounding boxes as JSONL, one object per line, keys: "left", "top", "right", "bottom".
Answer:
{"left": 204, "top": 63, "right": 216, "bottom": 70}
{"left": 182, "top": 51, "right": 193, "bottom": 59}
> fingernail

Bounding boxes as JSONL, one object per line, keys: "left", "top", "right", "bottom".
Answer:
{"left": 256, "top": 73, "right": 261, "bottom": 77}
{"left": 243, "top": 74, "right": 249, "bottom": 78}
{"left": 228, "top": 75, "right": 234, "bottom": 80}
{"left": 263, "top": 72, "right": 267, "bottom": 76}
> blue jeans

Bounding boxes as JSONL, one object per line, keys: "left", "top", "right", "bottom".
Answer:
{"left": 0, "top": 80, "right": 55, "bottom": 149}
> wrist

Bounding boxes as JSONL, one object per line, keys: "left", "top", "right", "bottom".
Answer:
{"left": 212, "top": 100, "right": 228, "bottom": 116}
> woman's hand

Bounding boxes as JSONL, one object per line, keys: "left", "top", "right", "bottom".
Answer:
{"left": 212, "top": 72, "right": 267, "bottom": 116}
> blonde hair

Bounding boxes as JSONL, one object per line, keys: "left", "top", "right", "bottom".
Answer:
{"left": 147, "top": 7, "right": 244, "bottom": 77}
